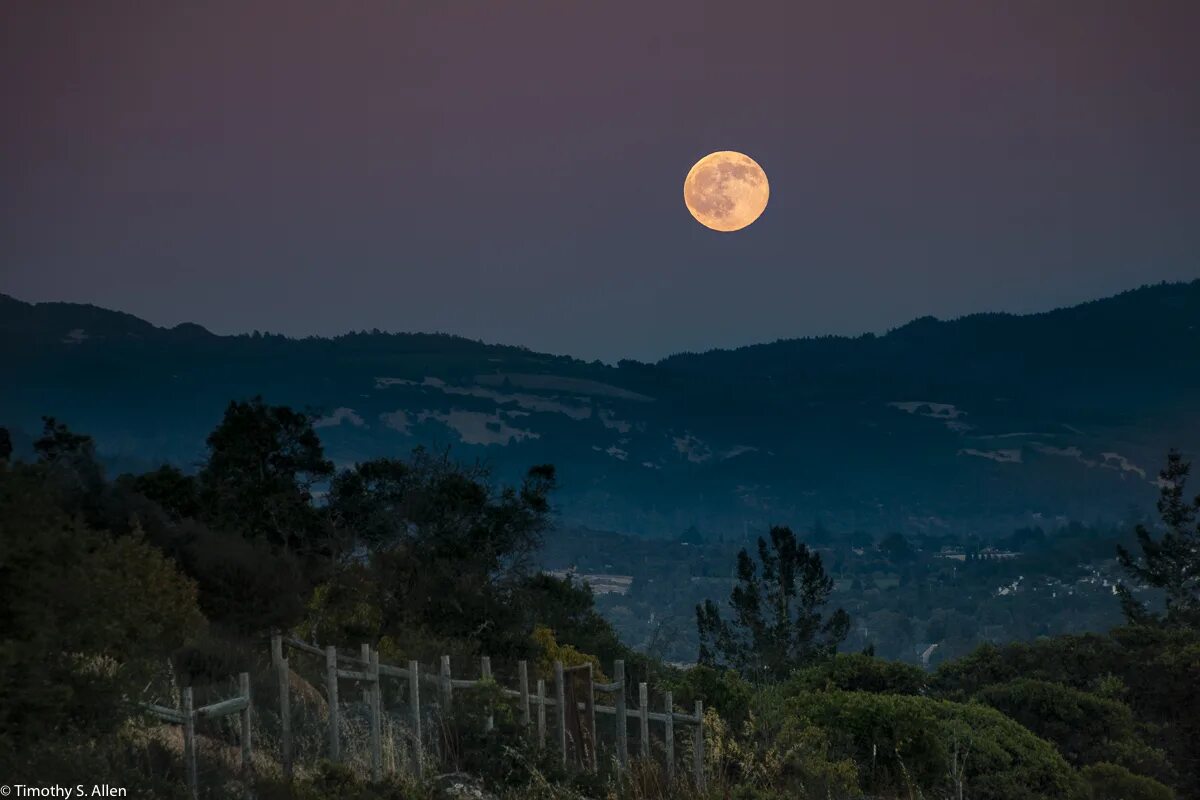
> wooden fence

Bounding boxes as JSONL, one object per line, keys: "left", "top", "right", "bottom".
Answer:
{"left": 141, "top": 673, "right": 253, "bottom": 799}
{"left": 272, "top": 635, "right": 706, "bottom": 787}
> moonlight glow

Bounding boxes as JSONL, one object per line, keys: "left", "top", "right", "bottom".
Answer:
{"left": 683, "top": 151, "right": 769, "bottom": 232}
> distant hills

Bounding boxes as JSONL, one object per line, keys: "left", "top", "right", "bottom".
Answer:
{"left": 3, "top": 281, "right": 1198, "bottom": 537}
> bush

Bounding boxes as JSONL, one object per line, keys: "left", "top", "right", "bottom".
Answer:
{"left": 785, "top": 653, "right": 929, "bottom": 695}
{"left": 1081, "top": 763, "right": 1175, "bottom": 800}
{"left": 705, "top": 705, "right": 860, "bottom": 799}
{"left": 666, "top": 664, "right": 753, "bottom": 725}
{"left": 933, "top": 635, "right": 1123, "bottom": 698}
{"left": 3, "top": 727, "right": 192, "bottom": 799}
{"left": 0, "top": 465, "right": 204, "bottom": 754}
{"left": 298, "top": 563, "right": 385, "bottom": 646}
{"left": 787, "top": 690, "right": 1083, "bottom": 800}
{"left": 976, "top": 678, "right": 1167, "bottom": 777}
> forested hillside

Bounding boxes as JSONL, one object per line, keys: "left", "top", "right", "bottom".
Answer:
{"left": 3, "top": 280, "right": 1198, "bottom": 535}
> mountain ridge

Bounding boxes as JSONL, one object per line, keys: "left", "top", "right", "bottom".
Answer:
{"left": 2, "top": 280, "right": 1198, "bottom": 537}
{"left": 5, "top": 278, "right": 1196, "bottom": 364}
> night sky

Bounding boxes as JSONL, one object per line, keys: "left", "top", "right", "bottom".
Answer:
{"left": 3, "top": 1, "right": 1198, "bottom": 361}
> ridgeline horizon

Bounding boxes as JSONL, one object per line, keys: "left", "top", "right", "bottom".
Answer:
{"left": 1, "top": 278, "right": 1195, "bottom": 364}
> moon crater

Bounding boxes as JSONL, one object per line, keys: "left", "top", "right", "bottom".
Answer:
{"left": 684, "top": 151, "right": 769, "bottom": 232}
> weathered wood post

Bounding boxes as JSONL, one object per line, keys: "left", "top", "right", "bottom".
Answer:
{"left": 326, "top": 645, "right": 341, "bottom": 761}
{"left": 239, "top": 672, "right": 252, "bottom": 775}
{"left": 182, "top": 687, "right": 198, "bottom": 800}
{"left": 480, "top": 656, "right": 494, "bottom": 732}
{"left": 408, "top": 660, "right": 423, "bottom": 777}
{"left": 440, "top": 655, "right": 453, "bottom": 711}
{"left": 663, "top": 690, "right": 675, "bottom": 782}
{"left": 518, "top": 660, "right": 531, "bottom": 729}
{"left": 613, "top": 659, "right": 628, "bottom": 772}
{"left": 360, "top": 643, "right": 372, "bottom": 732}
{"left": 585, "top": 663, "right": 598, "bottom": 773}
{"left": 638, "top": 682, "right": 650, "bottom": 759}
{"left": 536, "top": 678, "right": 547, "bottom": 747}
{"left": 554, "top": 661, "right": 567, "bottom": 767}
{"left": 367, "top": 646, "right": 382, "bottom": 781}
{"left": 278, "top": 655, "right": 292, "bottom": 780}
{"left": 693, "top": 700, "right": 705, "bottom": 790}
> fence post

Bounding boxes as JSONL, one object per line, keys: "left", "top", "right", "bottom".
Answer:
{"left": 326, "top": 646, "right": 340, "bottom": 761}
{"left": 239, "top": 672, "right": 252, "bottom": 776}
{"left": 182, "top": 687, "right": 198, "bottom": 800}
{"left": 639, "top": 682, "right": 650, "bottom": 759}
{"left": 440, "top": 655, "right": 452, "bottom": 711}
{"left": 481, "top": 656, "right": 494, "bottom": 732}
{"left": 586, "top": 663, "right": 598, "bottom": 773}
{"left": 518, "top": 660, "right": 531, "bottom": 729}
{"left": 663, "top": 690, "right": 675, "bottom": 783}
{"left": 278, "top": 655, "right": 292, "bottom": 780}
{"left": 408, "top": 660, "right": 423, "bottom": 777}
{"left": 536, "top": 678, "right": 547, "bottom": 747}
{"left": 554, "top": 661, "right": 567, "bottom": 768}
{"left": 360, "top": 644, "right": 372, "bottom": 725}
{"left": 366, "top": 646, "right": 382, "bottom": 781}
{"left": 613, "top": 659, "right": 628, "bottom": 773}
{"left": 693, "top": 700, "right": 705, "bottom": 790}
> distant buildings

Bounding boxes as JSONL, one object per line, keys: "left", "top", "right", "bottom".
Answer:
{"left": 936, "top": 546, "right": 1021, "bottom": 562}
{"left": 548, "top": 569, "right": 634, "bottom": 596}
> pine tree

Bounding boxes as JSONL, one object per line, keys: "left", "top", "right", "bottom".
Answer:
{"left": 697, "top": 525, "right": 850, "bottom": 681}
{"left": 1117, "top": 450, "right": 1200, "bottom": 628}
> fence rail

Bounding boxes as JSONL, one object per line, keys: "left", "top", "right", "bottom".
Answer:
{"left": 141, "top": 673, "right": 252, "bottom": 799}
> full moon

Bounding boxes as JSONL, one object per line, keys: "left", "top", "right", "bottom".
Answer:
{"left": 683, "top": 150, "right": 769, "bottom": 232}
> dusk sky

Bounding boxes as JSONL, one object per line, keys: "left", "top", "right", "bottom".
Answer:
{"left": 3, "top": 1, "right": 1198, "bottom": 361}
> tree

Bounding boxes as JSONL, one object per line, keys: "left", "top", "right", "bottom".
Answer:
{"left": 323, "top": 451, "right": 558, "bottom": 655}
{"left": 34, "top": 416, "right": 104, "bottom": 499}
{"left": 126, "top": 464, "right": 200, "bottom": 521}
{"left": 0, "top": 427, "right": 11, "bottom": 464}
{"left": 1117, "top": 450, "right": 1200, "bottom": 628}
{"left": 510, "top": 572, "right": 624, "bottom": 665}
{"left": 328, "top": 450, "right": 554, "bottom": 574}
{"left": 34, "top": 416, "right": 97, "bottom": 464}
{"left": 197, "top": 397, "right": 334, "bottom": 554}
{"left": 879, "top": 531, "right": 916, "bottom": 562}
{"left": 697, "top": 524, "right": 850, "bottom": 680}
{"left": 327, "top": 456, "right": 416, "bottom": 548}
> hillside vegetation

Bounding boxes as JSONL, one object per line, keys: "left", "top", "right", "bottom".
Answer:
{"left": 1, "top": 402, "right": 1198, "bottom": 799}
